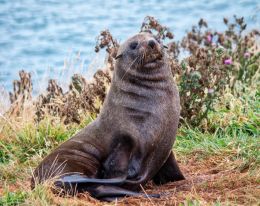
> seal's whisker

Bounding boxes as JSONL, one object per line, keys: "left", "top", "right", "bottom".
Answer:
{"left": 143, "top": 49, "right": 147, "bottom": 65}
{"left": 138, "top": 50, "right": 145, "bottom": 66}
{"left": 137, "top": 54, "right": 142, "bottom": 66}
{"left": 121, "top": 57, "right": 138, "bottom": 81}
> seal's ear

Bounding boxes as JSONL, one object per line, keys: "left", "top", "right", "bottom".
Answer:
{"left": 115, "top": 53, "right": 123, "bottom": 60}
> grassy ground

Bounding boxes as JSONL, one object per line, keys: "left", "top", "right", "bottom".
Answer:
{"left": 0, "top": 86, "right": 259, "bottom": 205}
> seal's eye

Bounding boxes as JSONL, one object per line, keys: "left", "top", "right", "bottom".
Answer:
{"left": 129, "top": 41, "right": 138, "bottom": 50}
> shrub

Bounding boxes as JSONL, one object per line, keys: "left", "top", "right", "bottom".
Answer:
{"left": 138, "top": 16, "right": 259, "bottom": 126}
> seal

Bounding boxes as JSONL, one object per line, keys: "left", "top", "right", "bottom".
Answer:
{"left": 31, "top": 32, "right": 185, "bottom": 201}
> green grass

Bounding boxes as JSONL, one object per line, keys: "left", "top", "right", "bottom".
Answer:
{"left": 0, "top": 116, "right": 93, "bottom": 164}
{"left": 0, "top": 88, "right": 259, "bottom": 205}
{"left": 175, "top": 125, "right": 259, "bottom": 173}
{"left": 0, "top": 190, "right": 27, "bottom": 206}
{"left": 175, "top": 88, "right": 259, "bottom": 175}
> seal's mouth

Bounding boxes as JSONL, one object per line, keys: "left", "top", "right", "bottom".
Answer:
{"left": 143, "top": 54, "right": 163, "bottom": 69}
{"left": 143, "top": 59, "right": 161, "bottom": 68}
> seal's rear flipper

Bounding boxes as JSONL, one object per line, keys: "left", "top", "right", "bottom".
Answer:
{"left": 153, "top": 151, "right": 185, "bottom": 185}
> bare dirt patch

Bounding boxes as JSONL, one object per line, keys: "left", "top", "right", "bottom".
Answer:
{"left": 23, "top": 157, "right": 258, "bottom": 206}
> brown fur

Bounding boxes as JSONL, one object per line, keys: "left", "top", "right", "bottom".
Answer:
{"left": 32, "top": 32, "right": 184, "bottom": 200}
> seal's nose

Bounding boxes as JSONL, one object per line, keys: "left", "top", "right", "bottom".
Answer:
{"left": 148, "top": 40, "right": 156, "bottom": 49}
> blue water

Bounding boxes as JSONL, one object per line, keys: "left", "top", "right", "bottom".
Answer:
{"left": 0, "top": 0, "right": 259, "bottom": 92}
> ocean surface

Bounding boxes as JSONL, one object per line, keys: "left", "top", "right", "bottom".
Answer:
{"left": 0, "top": 0, "right": 259, "bottom": 93}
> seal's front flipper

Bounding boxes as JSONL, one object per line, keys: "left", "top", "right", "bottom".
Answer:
{"left": 89, "top": 185, "right": 160, "bottom": 202}
{"left": 103, "top": 134, "right": 134, "bottom": 178}
{"left": 54, "top": 175, "right": 160, "bottom": 201}
{"left": 153, "top": 151, "right": 185, "bottom": 185}
{"left": 54, "top": 174, "right": 126, "bottom": 195}
{"left": 90, "top": 185, "right": 139, "bottom": 200}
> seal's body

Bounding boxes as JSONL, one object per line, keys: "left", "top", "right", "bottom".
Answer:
{"left": 32, "top": 33, "right": 184, "bottom": 200}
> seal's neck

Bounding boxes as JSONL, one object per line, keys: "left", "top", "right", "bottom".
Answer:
{"left": 113, "top": 63, "right": 172, "bottom": 92}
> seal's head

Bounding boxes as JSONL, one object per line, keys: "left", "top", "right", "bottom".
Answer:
{"left": 115, "top": 32, "right": 166, "bottom": 71}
